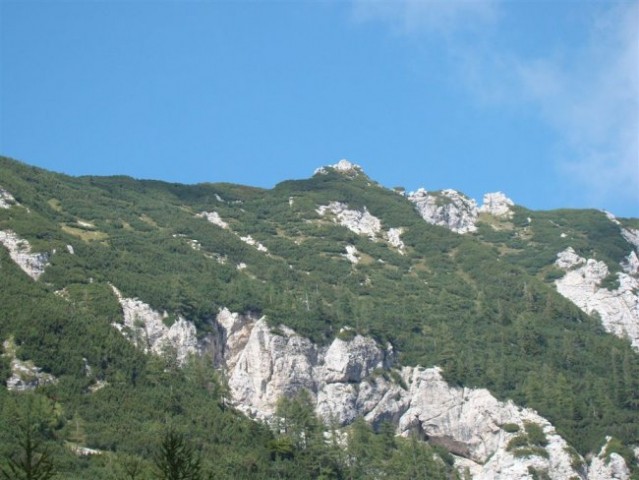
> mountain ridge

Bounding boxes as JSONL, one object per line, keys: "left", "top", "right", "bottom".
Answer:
{"left": 1, "top": 155, "right": 638, "bottom": 479}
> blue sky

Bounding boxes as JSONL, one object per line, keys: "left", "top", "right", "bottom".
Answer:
{"left": 1, "top": 0, "right": 637, "bottom": 217}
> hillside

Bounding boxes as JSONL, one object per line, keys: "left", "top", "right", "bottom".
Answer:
{"left": 1, "top": 156, "right": 638, "bottom": 479}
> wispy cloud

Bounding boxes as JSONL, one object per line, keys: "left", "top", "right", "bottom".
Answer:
{"left": 514, "top": 3, "right": 639, "bottom": 207}
{"left": 352, "top": 0, "right": 639, "bottom": 212}
{"left": 351, "top": 0, "right": 499, "bottom": 36}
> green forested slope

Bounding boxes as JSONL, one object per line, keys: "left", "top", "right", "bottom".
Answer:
{"left": 1, "top": 156, "right": 638, "bottom": 477}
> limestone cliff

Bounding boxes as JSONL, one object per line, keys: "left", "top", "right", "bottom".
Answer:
{"left": 408, "top": 188, "right": 479, "bottom": 234}
{"left": 106, "top": 300, "right": 633, "bottom": 478}
{"left": 409, "top": 189, "right": 516, "bottom": 233}
{"left": 554, "top": 248, "right": 639, "bottom": 350}
{"left": 316, "top": 202, "right": 382, "bottom": 239}
{"left": 216, "top": 311, "right": 591, "bottom": 479}
{"left": 111, "top": 286, "right": 200, "bottom": 364}
{"left": 0, "top": 230, "right": 50, "bottom": 280}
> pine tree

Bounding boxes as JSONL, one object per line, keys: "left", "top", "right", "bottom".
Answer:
{"left": 0, "top": 398, "right": 56, "bottom": 480}
{"left": 153, "top": 429, "right": 202, "bottom": 480}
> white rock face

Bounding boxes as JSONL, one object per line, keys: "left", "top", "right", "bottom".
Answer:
{"left": 398, "top": 367, "right": 579, "bottom": 479}
{"left": 408, "top": 188, "right": 478, "bottom": 234}
{"left": 197, "top": 211, "right": 229, "bottom": 229}
{"left": 317, "top": 202, "right": 382, "bottom": 238}
{"left": 316, "top": 202, "right": 405, "bottom": 253}
{"left": 0, "top": 230, "right": 50, "bottom": 280}
{"left": 6, "top": 358, "right": 58, "bottom": 392}
{"left": 219, "top": 312, "right": 392, "bottom": 423}
{"left": 622, "top": 229, "right": 639, "bottom": 251}
{"left": 588, "top": 437, "right": 631, "bottom": 480}
{"left": 0, "top": 187, "right": 17, "bottom": 209}
{"left": 3, "top": 340, "right": 57, "bottom": 392}
{"left": 622, "top": 251, "right": 639, "bottom": 276}
{"left": 555, "top": 248, "right": 639, "bottom": 350}
{"left": 111, "top": 286, "right": 199, "bottom": 364}
{"left": 314, "top": 159, "right": 363, "bottom": 176}
{"left": 479, "top": 192, "right": 514, "bottom": 218}
{"left": 344, "top": 245, "right": 360, "bottom": 264}
{"left": 218, "top": 313, "right": 584, "bottom": 479}
{"left": 240, "top": 235, "right": 268, "bottom": 252}
{"left": 386, "top": 227, "right": 405, "bottom": 253}
{"left": 605, "top": 211, "right": 639, "bottom": 251}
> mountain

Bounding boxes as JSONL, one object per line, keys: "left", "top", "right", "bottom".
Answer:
{"left": 1, "top": 156, "right": 638, "bottom": 479}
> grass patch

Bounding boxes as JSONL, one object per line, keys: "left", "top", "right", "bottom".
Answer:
{"left": 61, "top": 225, "right": 108, "bottom": 242}
{"left": 48, "top": 198, "right": 63, "bottom": 212}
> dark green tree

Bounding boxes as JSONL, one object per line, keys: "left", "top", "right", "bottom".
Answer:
{"left": 0, "top": 398, "right": 56, "bottom": 480}
{"left": 154, "top": 429, "right": 202, "bottom": 480}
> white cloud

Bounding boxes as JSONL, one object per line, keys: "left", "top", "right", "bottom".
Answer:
{"left": 351, "top": 0, "right": 499, "bottom": 36}
{"left": 514, "top": 3, "right": 639, "bottom": 205}
{"left": 351, "top": 0, "right": 639, "bottom": 211}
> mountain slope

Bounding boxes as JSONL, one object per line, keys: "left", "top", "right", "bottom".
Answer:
{"left": 1, "top": 156, "right": 638, "bottom": 478}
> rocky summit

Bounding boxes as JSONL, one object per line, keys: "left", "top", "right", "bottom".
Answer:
{"left": 1, "top": 156, "right": 638, "bottom": 479}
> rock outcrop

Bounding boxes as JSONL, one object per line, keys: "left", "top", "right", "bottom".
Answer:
{"left": 239, "top": 235, "right": 268, "bottom": 252}
{"left": 588, "top": 438, "right": 631, "bottom": 480}
{"left": 316, "top": 202, "right": 382, "bottom": 238}
{"left": 197, "top": 211, "right": 229, "bottom": 229}
{"left": 479, "top": 192, "right": 514, "bottom": 218}
{"left": 554, "top": 248, "right": 639, "bottom": 350}
{"left": 0, "top": 230, "right": 50, "bottom": 280}
{"left": 0, "top": 187, "right": 17, "bottom": 209}
{"left": 111, "top": 286, "right": 200, "bottom": 364}
{"left": 316, "top": 202, "right": 405, "bottom": 254}
{"left": 386, "top": 227, "right": 405, "bottom": 253}
{"left": 3, "top": 339, "right": 57, "bottom": 392}
{"left": 105, "top": 297, "right": 629, "bottom": 479}
{"left": 605, "top": 211, "right": 639, "bottom": 251}
{"left": 217, "top": 312, "right": 586, "bottom": 479}
{"left": 314, "top": 159, "right": 363, "bottom": 177}
{"left": 408, "top": 188, "right": 479, "bottom": 234}
{"left": 343, "top": 245, "right": 360, "bottom": 264}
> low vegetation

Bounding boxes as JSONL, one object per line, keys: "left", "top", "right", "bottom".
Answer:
{"left": 1, "top": 156, "right": 638, "bottom": 477}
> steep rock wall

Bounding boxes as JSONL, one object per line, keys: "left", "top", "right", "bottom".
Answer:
{"left": 111, "top": 286, "right": 200, "bottom": 364}
{"left": 217, "top": 312, "right": 588, "bottom": 479}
